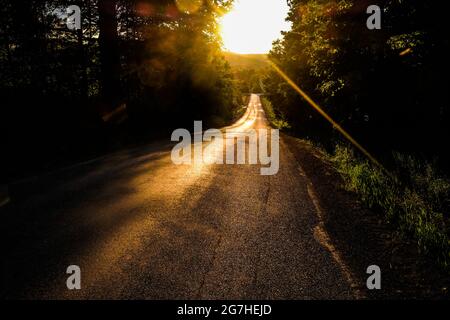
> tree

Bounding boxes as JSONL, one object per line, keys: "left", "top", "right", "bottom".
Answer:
{"left": 98, "top": 0, "right": 121, "bottom": 112}
{"left": 266, "top": 0, "right": 450, "bottom": 166}
{"left": 0, "top": 0, "right": 241, "bottom": 182}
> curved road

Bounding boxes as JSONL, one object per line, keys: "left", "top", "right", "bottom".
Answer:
{"left": 2, "top": 94, "right": 355, "bottom": 299}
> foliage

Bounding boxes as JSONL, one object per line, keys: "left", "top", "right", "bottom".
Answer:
{"left": 333, "top": 145, "right": 450, "bottom": 269}
{"left": 266, "top": 0, "right": 450, "bottom": 268}
{"left": 260, "top": 97, "right": 290, "bottom": 130}
{"left": 265, "top": 0, "right": 450, "bottom": 164}
{"left": 0, "top": 0, "right": 240, "bottom": 181}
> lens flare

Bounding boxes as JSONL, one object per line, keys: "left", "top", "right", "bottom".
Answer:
{"left": 136, "top": 2, "right": 154, "bottom": 17}
{"left": 399, "top": 48, "right": 412, "bottom": 56}
{"left": 175, "top": 0, "right": 203, "bottom": 14}
{"left": 268, "top": 59, "right": 388, "bottom": 174}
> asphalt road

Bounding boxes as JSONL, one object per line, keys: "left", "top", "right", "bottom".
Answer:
{"left": 2, "top": 94, "right": 356, "bottom": 299}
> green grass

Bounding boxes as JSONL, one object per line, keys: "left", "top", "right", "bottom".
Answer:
{"left": 332, "top": 145, "right": 450, "bottom": 270}
{"left": 260, "top": 97, "right": 291, "bottom": 130}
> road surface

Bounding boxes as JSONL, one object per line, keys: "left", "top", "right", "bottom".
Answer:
{"left": 2, "top": 94, "right": 356, "bottom": 299}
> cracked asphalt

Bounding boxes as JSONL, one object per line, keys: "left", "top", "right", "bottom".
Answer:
{"left": 1, "top": 94, "right": 355, "bottom": 299}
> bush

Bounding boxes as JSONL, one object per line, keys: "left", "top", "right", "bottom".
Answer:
{"left": 260, "top": 97, "right": 290, "bottom": 130}
{"left": 332, "top": 145, "right": 450, "bottom": 269}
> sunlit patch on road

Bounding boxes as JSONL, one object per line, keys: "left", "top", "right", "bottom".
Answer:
{"left": 171, "top": 95, "right": 279, "bottom": 175}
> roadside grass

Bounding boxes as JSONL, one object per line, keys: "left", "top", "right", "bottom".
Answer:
{"left": 260, "top": 97, "right": 291, "bottom": 130}
{"left": 259, "top": 95, "right": 450, "bottom": 270}
{"left": 332, "top": 145, "right": 450, "bottom": 270}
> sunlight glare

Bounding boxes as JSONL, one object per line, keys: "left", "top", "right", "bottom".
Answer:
{"left": 220, "top": 0, "right": 291, "bottom": 54}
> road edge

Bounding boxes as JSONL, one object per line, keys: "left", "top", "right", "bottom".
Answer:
{"left": 282, "top": 133, "right": 450, "bottom": 300}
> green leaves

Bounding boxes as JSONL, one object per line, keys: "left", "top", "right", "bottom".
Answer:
{"left": 333, "top": 145, "right": 450, "bottom": 270}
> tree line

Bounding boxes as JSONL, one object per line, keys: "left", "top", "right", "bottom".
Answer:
{"left": 265, "top": 0, "right": 450, "bottom": 171}
{"left": 0, "top": 0, "right": 240, "bottom": 182}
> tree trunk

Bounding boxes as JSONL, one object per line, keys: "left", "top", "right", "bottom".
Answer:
{"left": 98, "top": 0, "right": 121, "bottom": 113}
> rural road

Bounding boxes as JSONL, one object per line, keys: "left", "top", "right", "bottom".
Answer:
{"left": 1, "top": 94, "right": 356, "bottom": 299}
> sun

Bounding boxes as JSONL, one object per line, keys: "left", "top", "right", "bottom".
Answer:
{"left": 219, "top": 0, "right": 291, "bottom": 54}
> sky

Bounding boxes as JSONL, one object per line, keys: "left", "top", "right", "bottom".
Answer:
{"left": 219, "top": 0, "right": 291, "bottom": 54}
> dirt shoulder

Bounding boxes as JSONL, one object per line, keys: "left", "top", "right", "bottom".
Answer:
{"left": 282, "top": 133, "right": 449, "bottom": 299}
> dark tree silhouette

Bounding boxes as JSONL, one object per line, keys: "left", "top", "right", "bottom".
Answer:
{"left": 0, "top": 0, "right": 240, "bottom": 183}
{"left": 98, "top": 0, "right": 122, "bottom": 113}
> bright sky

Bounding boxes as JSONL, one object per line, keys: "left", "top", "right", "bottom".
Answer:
{"left": 220, "top": 0, "right": 291, "bottom": 54}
